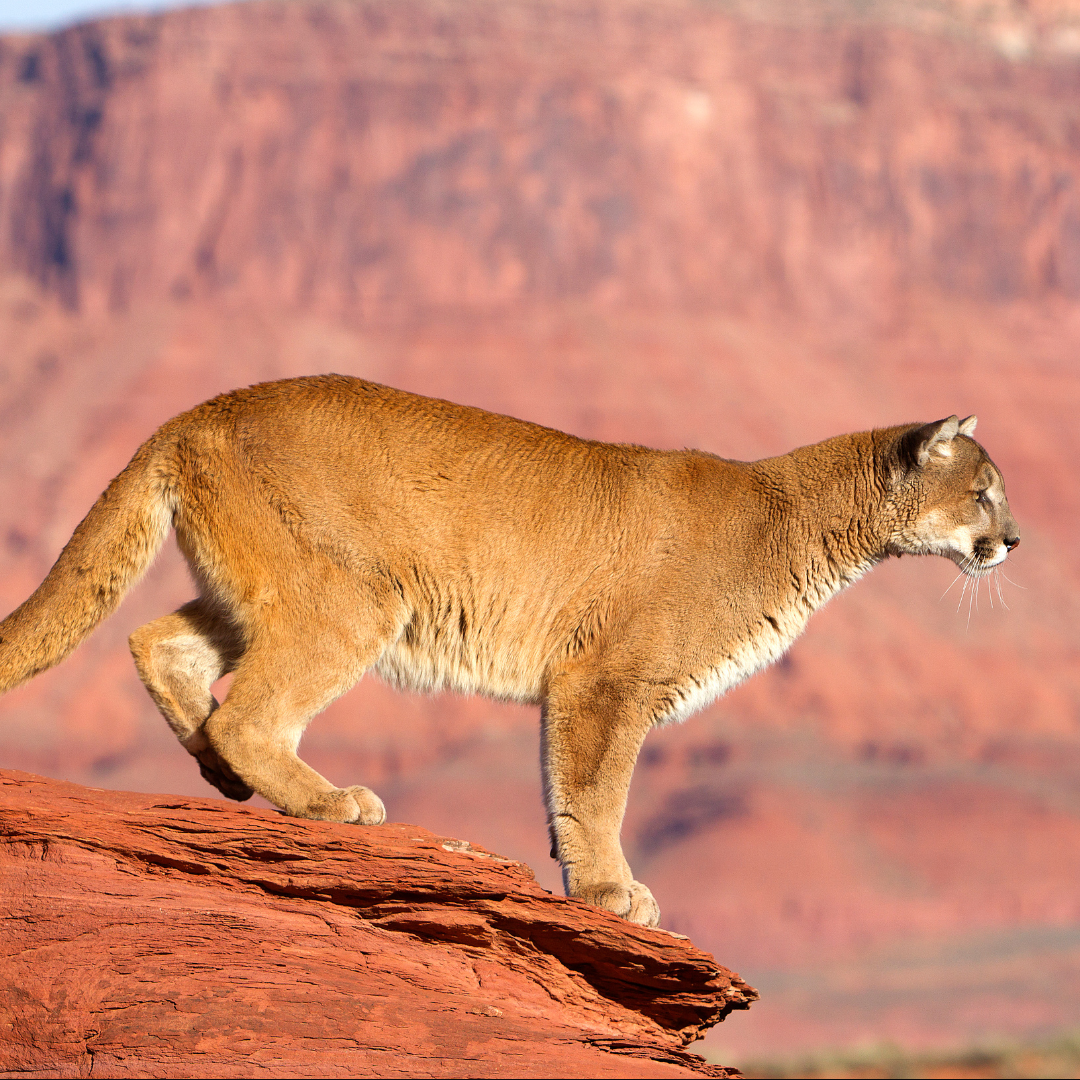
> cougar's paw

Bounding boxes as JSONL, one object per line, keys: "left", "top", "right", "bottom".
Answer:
{"left": 195, "top": 749, "right": 255, "bottom": 802}
{"left": 576, "top": 880, "right": 662, "bottom": 927}
{"left": 341, "top": 785, "right": 387, "bottom": 825}
{"left": 305, "top": 785, "right": 386, "bottom": 825}
{"left": 627, "top": 880, "right": 662, "bottom": 927}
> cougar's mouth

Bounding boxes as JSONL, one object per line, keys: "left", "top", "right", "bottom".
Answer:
{"left": 942, "top": 535, "right": 1020, "bottom": 625}
{"left": 955, "top": 536, "right": 1010, "bottom": 577}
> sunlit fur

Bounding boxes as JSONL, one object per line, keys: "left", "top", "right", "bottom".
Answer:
{"left": 0, "top": 379, "right": 1019, "bottom": 927}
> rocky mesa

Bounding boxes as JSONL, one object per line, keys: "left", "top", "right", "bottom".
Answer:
{"left": 0, "top": 768, "right": 754, "bottom": 1078}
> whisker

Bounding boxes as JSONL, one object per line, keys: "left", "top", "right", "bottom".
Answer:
{"left": 952, "top": 553, "right": 978, "bottom": 614}
{"left": 967, "top": 572, "right": 976, "bottom": 629}
{"left": 1000, "top": 570, "right": 1027, "bottom": 590}
{"left": 956, "top": 573, "right": 970, "bottom": 614}
{"left": 940, "top": 569, "right": 966, "bottom": 601}
{"left": 994, "top": 569, "right": 1010, "bottom": 610}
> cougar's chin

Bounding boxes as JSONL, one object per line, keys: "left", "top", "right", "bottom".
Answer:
{"left": 949, "top": 544, "right": 1007, "bottom": 577}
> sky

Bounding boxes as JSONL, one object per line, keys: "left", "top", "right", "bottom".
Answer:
{"left": 0, "top": 0, "right": 220, "bottom": 32}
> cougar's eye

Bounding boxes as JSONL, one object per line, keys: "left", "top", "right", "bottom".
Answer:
{"left": 974, "top": 490, "right": 990, "bottom": 507}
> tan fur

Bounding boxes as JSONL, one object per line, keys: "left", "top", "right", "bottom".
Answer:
{"left": 0, "top": 377, "right": 1019, "bottom": 926}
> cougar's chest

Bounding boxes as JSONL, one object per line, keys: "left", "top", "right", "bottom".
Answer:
{"left": 655, "top": 593, "right": 811, "bottom": 726}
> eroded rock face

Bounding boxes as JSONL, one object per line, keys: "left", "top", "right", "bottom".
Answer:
{"left": 0, "top": 769, "right": 754, "bottom": 1078}
{"left": 4, "top": 0, "right": 1080, "bottom": 322}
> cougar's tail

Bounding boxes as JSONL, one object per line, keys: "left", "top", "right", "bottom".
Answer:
{"left": 0, "top": 438, "right": 175, "bottom": 693}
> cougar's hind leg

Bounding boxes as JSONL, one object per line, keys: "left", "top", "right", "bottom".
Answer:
{"left": 129, "top": 598, "right": 252, "bottom": 800}
{"left": 200, "top": 623, "right": 392, "bottom": 824}
{"left": 542, "top": 664, "right": 660, "bottom": 927}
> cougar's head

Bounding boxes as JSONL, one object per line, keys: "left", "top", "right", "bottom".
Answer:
{"left": 887, "top": 415, "right": 1019, "bottom": 577}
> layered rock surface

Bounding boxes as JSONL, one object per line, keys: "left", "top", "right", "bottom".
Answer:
{"left": 7, "top": 0, "right": 1080, "bottom": 321}
{"left": 0, "top": 769, "right": 754, "bottom": 1077}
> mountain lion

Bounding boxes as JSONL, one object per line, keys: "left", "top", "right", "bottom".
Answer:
{"left": 0, "top": 377, "right": 1019, "bottom": 926}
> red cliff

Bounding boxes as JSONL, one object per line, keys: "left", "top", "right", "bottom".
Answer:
{"left": 0, "top": 769, "right": 753, "bottom": 1077}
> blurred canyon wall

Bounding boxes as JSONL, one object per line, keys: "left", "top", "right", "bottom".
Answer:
{"left": 0, "top": 0, "right": 1078, "bottom": 1061}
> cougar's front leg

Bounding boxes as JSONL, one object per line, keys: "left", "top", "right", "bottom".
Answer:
{"left": 129, "top": 599, "right": 252, "bottom": 801}
{"left": 541, "top": 667, "right": 659, "bottom": 927}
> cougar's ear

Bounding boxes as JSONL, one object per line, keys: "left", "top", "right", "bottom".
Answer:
{"left": 958, "top": 415, "right": 978, "bottom": 436}
{"left": 897, "top": 415, "right": 960, "bottom": 471}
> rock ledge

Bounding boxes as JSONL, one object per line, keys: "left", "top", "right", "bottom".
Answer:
{"left": 0, "top": 770, "right": 754, "bottom": 1077}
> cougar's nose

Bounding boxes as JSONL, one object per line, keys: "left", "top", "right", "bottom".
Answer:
{"left": 1005, "top": 536, "right": 1020, "bottom": 551}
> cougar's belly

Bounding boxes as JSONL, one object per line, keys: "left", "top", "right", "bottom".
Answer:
{"left": 372, "top": 592, "right": 551, "bottom": 704}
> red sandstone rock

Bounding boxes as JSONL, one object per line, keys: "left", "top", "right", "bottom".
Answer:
{"left": 0, "top": 769, "right": 753, "bottom": 1077}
